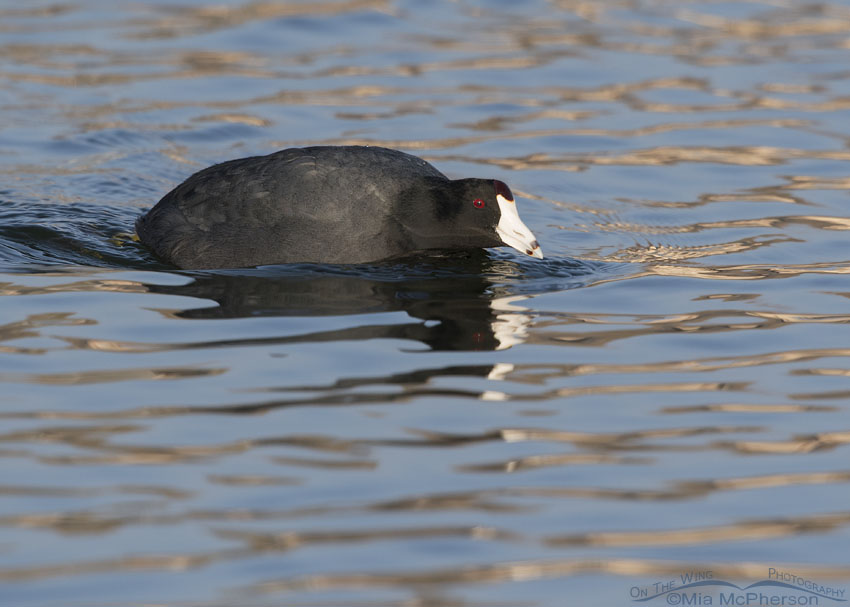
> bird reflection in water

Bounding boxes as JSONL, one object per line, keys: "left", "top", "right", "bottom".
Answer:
{"left": 144, "top": 252, "right": 588, "bottom": 352}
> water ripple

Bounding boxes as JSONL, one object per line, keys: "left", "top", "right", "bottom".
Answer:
{"left": 3, "top": 0, "right": 850, "bottom": 605}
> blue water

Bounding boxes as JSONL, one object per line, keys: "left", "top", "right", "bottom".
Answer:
{"left": 1, "top": 1, "right": 850, "bottom": 606}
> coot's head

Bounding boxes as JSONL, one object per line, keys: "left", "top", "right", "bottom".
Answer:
{"left": 437, "top": 178, "right": 543, "bottom": 259}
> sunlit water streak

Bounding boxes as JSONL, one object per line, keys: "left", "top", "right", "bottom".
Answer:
{"left": 1, "top": 1, "right": 850, "bottom": 606}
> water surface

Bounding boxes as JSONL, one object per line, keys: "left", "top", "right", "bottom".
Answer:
{"left": 2, "top": 1, "right": 850, "bottom": 606}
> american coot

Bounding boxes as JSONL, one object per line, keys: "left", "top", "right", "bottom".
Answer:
{"left": 136, "top": 145, "right": 543, "bottom": 269}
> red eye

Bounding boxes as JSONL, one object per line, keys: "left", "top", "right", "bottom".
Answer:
{"left": 473, "top": 198, "right": 485, "bottom": 209}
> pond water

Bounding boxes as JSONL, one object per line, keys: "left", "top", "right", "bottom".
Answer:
{"left": 2, "top": 1, "right": 850, "bottom": 606}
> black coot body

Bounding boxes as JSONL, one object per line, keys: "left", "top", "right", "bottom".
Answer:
{"left": 136, "top": 145, "right": 542, "bottom": 269}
